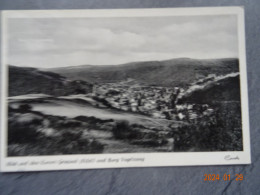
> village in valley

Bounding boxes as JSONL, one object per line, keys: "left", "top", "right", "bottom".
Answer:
{"left": 91, "top": 79, "right": 214, "bottom": 122}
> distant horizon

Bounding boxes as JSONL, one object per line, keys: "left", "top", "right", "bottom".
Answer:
{"left": 8, "top": 56, "right": 239, "bottom": 69}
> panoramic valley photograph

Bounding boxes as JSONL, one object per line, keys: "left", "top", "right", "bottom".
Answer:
{"left": 6, "top": 14, "right": 243, "bottom": 156}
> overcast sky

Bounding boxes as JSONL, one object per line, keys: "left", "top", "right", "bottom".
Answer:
{"left": 7, "top": 15, "right": 238, "bottom": 68}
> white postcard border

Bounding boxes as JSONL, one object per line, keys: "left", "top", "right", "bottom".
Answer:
{"left": 1, "top": 7, "right": 251, "bottom": 172}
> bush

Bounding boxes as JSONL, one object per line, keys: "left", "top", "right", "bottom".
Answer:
{"left": 52, "top": 131, "right": 104, "bottom": 154}
{"left": 131, "top": 138, "right": 168, "bottom": 147}
{"left": 173, "top": 102, "right": 243, "bottom": 151}
{"left": 112, "top": 120, "right": 137, "bottom": 140}
{"left": 18, "top": 104, "right": 32, "bottom": 112}
{"left": 8, "top": 120, "right": 42, "bottom": 144}
{"left": 57, "top": 120, "right": 83, "bottom": 128}
{"left": 89, "top": 139, "right": 104, "bottom": 153}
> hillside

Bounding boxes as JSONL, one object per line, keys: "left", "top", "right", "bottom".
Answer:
{"left": 8, "top": 65, "right": 93, "bottom": 96}
{"left": 47, "top": 58, "right": 239, "bottom": 88}
{"left": 178, "top": 73, "right": 241, "bottom": 104}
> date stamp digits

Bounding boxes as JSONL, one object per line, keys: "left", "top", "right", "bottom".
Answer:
{"left": 204, "top": 174, "right": 243, "bottom": 181}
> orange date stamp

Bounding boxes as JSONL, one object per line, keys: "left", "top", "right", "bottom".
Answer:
{"left": 204, "top": 174, "right": 243, "bottom": 181}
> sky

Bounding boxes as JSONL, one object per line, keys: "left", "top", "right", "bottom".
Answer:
{"left": 7, "top": 15, "right": 238, "bottom": 68}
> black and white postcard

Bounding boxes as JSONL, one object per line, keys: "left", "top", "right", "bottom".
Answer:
{"left": 1, "top": 7, "right": 251, "bottom": 172}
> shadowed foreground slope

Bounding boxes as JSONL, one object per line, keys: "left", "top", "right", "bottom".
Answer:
{"left": 9, "top": 65, "right": 93, "bottom": 96}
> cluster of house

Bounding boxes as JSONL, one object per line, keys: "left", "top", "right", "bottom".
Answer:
{"left": 92, "top": 83, "right": 214, "bottom": 121}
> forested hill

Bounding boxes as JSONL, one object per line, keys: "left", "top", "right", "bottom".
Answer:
{"left": 178, "top": 73, "right": 241, "bottom": 104}
{"left": 47, "top": 58, "right": 239, "bottom": 87}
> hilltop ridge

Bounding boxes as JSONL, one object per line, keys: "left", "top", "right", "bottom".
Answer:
{"left": 47, "top": 58, "right": 239, "bottom": 87}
